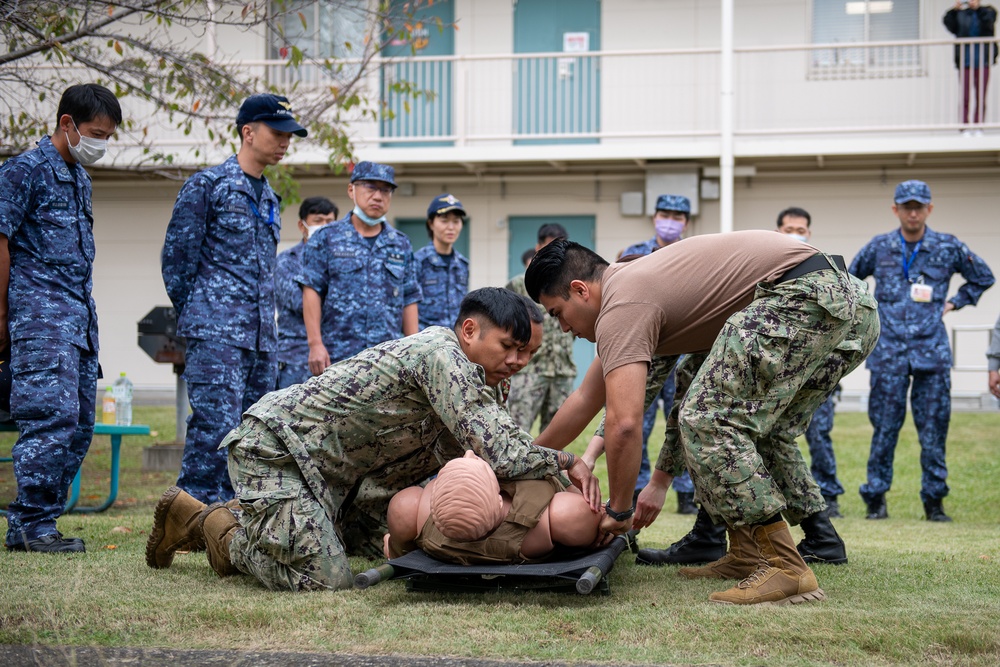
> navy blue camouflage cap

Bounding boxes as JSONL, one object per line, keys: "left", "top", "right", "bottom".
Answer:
{"left": 655, "top": 194, "right": 691, "bottom": 214}
{"left": 236, "top": 94, "right": 308, "bottom": 137}
{"left": 350, "top": 161, "right": 397, "bottom": 187}
{"left": 894, "top": 180, "right": 931, "bottom": 205}
{"left": 427, "top": 193, "right": 466, "bottom": 218}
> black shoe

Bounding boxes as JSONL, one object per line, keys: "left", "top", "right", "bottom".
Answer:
{"left": 676, "top": 491, "right": 698, "bottom": 515}
{"left": 6, "top": 534, "right": 86, "bottom": 553}
{"left": 635, "top": 507, "right": 727, "bottom": 566}
{"left": 923, "top": 499, "right": 952, "bottom": 522}
{"left": 863, "top": 493, "right": 888, "bottom": 520}
{"left": 796, "top": 509, "right": 848, "bottom": 565}
{"left": 822, "top": 495, "right": 843, "bottom": 519}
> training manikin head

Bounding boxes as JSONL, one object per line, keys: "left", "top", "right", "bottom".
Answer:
{"left": 430, "top": 451, "right": 506, "bottom": 541}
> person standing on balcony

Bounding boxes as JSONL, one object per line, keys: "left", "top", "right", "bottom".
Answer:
{"left": 300, "top": 161, "right": 421, "bottom": 373}
{"left": 851, "top": 180, "right": 994, "bottom": 522}
{"left": 415, "top": 194, "right": 469, "bottom": 329}
{"left": 944, "top": 0, "right": 998, "bottom": 133}
{"left": 162, "top": 93, "right": 307, "bottom": 504}
{"left": 1, "top": 84, "right": 121, "bottom": 553}
{"left": 776, "top": 207, "right": 845, "bottom": 519}
{"left": 274, "top": 196, "right": 338, "bottom": 389}
{"left": 506, "top": 223, "right": 577, "bottom": 434}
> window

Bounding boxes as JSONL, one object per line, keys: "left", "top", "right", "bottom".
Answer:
{"left": 270, "top": 0, "right": 368, "bottom": 86}
{"left": 811, "top": 0, "right": 921, "bottom": 78}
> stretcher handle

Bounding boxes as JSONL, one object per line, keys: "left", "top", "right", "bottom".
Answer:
{"left": 576, "top": 566, "right": 603, "bottom": 594}
{"left": 354, "top": 563, "right": 395, "bottom": 589}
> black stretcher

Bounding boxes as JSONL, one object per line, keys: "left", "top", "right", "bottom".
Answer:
{"left": 354, "top": 533, "right": 635, "bottom": 595}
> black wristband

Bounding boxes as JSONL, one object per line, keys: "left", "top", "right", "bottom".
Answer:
{"left": 604, "top": 500, "right": 634, "bottom": 522}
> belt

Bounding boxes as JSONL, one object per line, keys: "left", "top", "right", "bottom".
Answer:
{"left": 775, "top": 253, "right": 847, "bottom": 284}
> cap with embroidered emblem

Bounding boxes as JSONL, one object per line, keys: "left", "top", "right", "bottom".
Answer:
{"left": 427, "top": 193, "right": 466, "bottom": 218}
{"left": 236, "top": 94, "right": 307, "bottom": 137}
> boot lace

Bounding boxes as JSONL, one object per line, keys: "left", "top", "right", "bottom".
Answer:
{"left": 737, "top": 563, "right": 773, "bottom": 589}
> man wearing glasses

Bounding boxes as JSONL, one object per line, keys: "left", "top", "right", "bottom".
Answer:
{"left": 162, "top": 93, "right": 307, "bottom": 504}
{"left": 300, "top": 161, "right": 421, "bottom": 374}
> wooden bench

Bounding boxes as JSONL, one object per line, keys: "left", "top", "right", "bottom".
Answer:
{"left": 0, "top": 422, "right": 151, "bottom": 514}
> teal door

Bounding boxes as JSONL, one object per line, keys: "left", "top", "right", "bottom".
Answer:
{"left": 508, "top": 215, "right": 596, "bottom": 387}
{"left": 396, "top": 218, "right": 469, "bottom": 260}
{"left": 382, "top": 0, "right": 454, "bottom": 146}
{"left": 513, "top": 0, "right": 600, "bottom": 144}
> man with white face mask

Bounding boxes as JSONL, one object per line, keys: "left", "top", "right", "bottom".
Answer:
{"left": 0, "top": 84, "right": 122, "bottom": 553}
{"left": 300, "top": 161, "right": 421, "bottom": 373}
{"left": 274, "top": 196, "right": 338, "bottom": 389}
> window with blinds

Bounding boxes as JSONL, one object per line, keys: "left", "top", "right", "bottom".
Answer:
{"left": 811, "top": 0, "right": 923, "bottom": 79}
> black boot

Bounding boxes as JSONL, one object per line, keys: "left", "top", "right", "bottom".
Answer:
{"left": 923, "top": 498, "right": 952, "bottom": 522}
{"left": 676, "top": 491, "right": 698, "bottom": 515}
{"left": 796, "top": 508, "right": 848, "bottom": 565}
{"left": 864, "top": 493, "right": 888, "bottom": 520}
{"left": 635, "top": 507, "right": 727, "bottom": 566}
{"left": 822, "top": 494, "right": 843, "bottom": 519}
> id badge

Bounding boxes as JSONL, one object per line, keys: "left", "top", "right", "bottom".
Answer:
{"left": 910, "top": 282, "right": 933, "bottom": 303}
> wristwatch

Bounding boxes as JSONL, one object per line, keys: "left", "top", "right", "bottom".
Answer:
{"left": 604, "top": 500, "right": 634, "bottom": 522}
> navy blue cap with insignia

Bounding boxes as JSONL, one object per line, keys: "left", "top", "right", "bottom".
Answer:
{"left": 236, "top": 94, "right": 308, "bottom": 137}
{"left": 427, "top": 193, "right": 466, "bottom": 218}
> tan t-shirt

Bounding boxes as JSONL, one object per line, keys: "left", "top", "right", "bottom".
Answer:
{"left": 596, "top": 230, "right": 817, "bottom": 376}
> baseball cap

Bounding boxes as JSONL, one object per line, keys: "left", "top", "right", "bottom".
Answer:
{"left": 236, "top": 94, "right": 307, "bottom": 137}
{"left": 655, "top": 194, "right": 691, "bottom": 214}
{"left": 350, "top": 161, "right": 397, "bottom": 187}
{"left": 427, "top": 194, "right": 466, "bottom": 218}
{"left": 894, "top": 180, "right": 932, "bottom": 205}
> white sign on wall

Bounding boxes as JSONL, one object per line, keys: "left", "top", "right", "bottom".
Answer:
{"left": 563, "top": 32, "right": 589, "bottom": 53}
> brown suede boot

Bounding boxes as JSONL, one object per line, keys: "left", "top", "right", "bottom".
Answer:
{"left": 200, "top": 503, "right": 241, "bottom": 577}
{"left": 678, "top": 524, "right": 759, "bottom": 580}
{"left": 145, "top": 486, "right": 207, "bottom": 569}
{"left": 709, "top": 520, "right": 826, "bottom": 605}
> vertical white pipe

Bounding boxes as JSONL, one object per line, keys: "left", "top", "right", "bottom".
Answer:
{"left": 719, "top": 0, "right": 734, "bottom": 233}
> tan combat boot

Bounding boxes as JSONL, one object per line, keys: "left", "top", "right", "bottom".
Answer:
{"left": 678, "top": 524, "right": 759, "bottom": 580}
{"left": 709, "top": 520, "right": 826, "bottom": 605}
{"left": 200, "top": 503, "right": 241, "bottom": 577}
{"left": 145, "top": 486, "right": 207, "bottom": 568}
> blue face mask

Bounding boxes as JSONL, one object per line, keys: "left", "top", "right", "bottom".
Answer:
{"left": 788, "top": 233, "right": 809, "bottom": 243}
{"left": 352, "top": 199, "right": 386, "bottom": 227}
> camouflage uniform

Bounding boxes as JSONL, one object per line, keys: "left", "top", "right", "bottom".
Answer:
{"left": 414, "top": 242, "right": 469, "bottom": 329}
{"left": 678, "top": 265, "right": 880, "bottom": 527}
{"left": 803, "top": 393, "right": 843, "bottom": 498}
{"left": 505, "top": 274, "right": 576, "bottom": 432}
{"left": 299, "top": 214, "right": 421, "bottom": 363}
{"left": 0, "top": 137, "right": 100, "bottom": 547}
{"left": 619, "top": 237, "right": 694, "bottom": 495}
{"left": 274, "top": 242, "right": 310, "bottom": 389}
{"left": 161, "top": 155, "right": 280, "bottom": 503}
{"left": 219, "top": 326, "right": 562, "bottom": 591}
{"left": 851, "top": 226, "right": 994, "bottom": 503}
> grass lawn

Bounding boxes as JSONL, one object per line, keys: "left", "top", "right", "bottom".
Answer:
{"left": 1, "top": 406, "right": 999, "bottom": 666}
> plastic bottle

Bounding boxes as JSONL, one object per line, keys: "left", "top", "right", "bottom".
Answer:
{"left": 112, "top": 372, "right": 133, "bottom": 426}
{"left": 102, "top": 387, "right": 116, "bottom": 425}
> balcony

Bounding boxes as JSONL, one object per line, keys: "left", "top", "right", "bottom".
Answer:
{"left": 113, "top": 37, "right": 1000, "bottom": 168}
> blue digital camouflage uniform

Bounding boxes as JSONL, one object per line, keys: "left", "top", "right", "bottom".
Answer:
{"left": 804, "top": 393, "right": 843, "bottom": 498}
{"left": 619, "top": 237, "right": 694, "bottom": 496}
{"left": 850, "top": 225, "right": 994, "bottom": 503}
{"left": 274, "top": 242, "right": 310, "bottom": 388}
{"left": 679, "top": 267, "right": 880, "bottom": 527}
{"left": 161, "top": 154, "right": 281, "bottom": 504}
{"left": 414, "top": 242, "right": 469, "bottom": 329}
{"left": 219, "top": 326, "right": 563, "bottom": 591}
{"left": 505, "top": 274, "right": 576, "bottom": 432}
{"left": 299, "top": 214, "right": 421, "bottom": 363}
{"left": 0, "top": 136, "right": 100, "bottom": 547}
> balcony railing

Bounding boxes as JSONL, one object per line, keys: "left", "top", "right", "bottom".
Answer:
{"left": 97, "top": 37, "right": 1000, "bottom": 162}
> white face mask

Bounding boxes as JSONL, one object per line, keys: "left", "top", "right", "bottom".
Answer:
{"left": 67, "top": 120, "right": 108, "bottom": 165}
{"left": 304, "top": 223, "right": 328, "bottom": 239}
{"left": 351, "top": 196, "right": 386, "bottom": 227}
{"left": 788, "top": 233, "right": 809, "bottom": 243}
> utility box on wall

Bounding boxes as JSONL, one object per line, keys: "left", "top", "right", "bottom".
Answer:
{"left": 645, "top": 171, "right": 700, "bottom": 216}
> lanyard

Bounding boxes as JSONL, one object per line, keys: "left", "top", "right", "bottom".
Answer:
{"left": 898, "top": 231, "right": 921, "bottom": 281}
{"left": 248, "top": 198, "right": 276, "bottom": 226}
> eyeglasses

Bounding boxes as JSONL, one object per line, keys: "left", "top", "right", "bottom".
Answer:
{"left": 355, "top": 181, "right": 396, "bottom": 197}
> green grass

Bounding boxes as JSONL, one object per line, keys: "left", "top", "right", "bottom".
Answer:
{"left": 2, "top": 407, "right": 1000, "bottom": 666}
